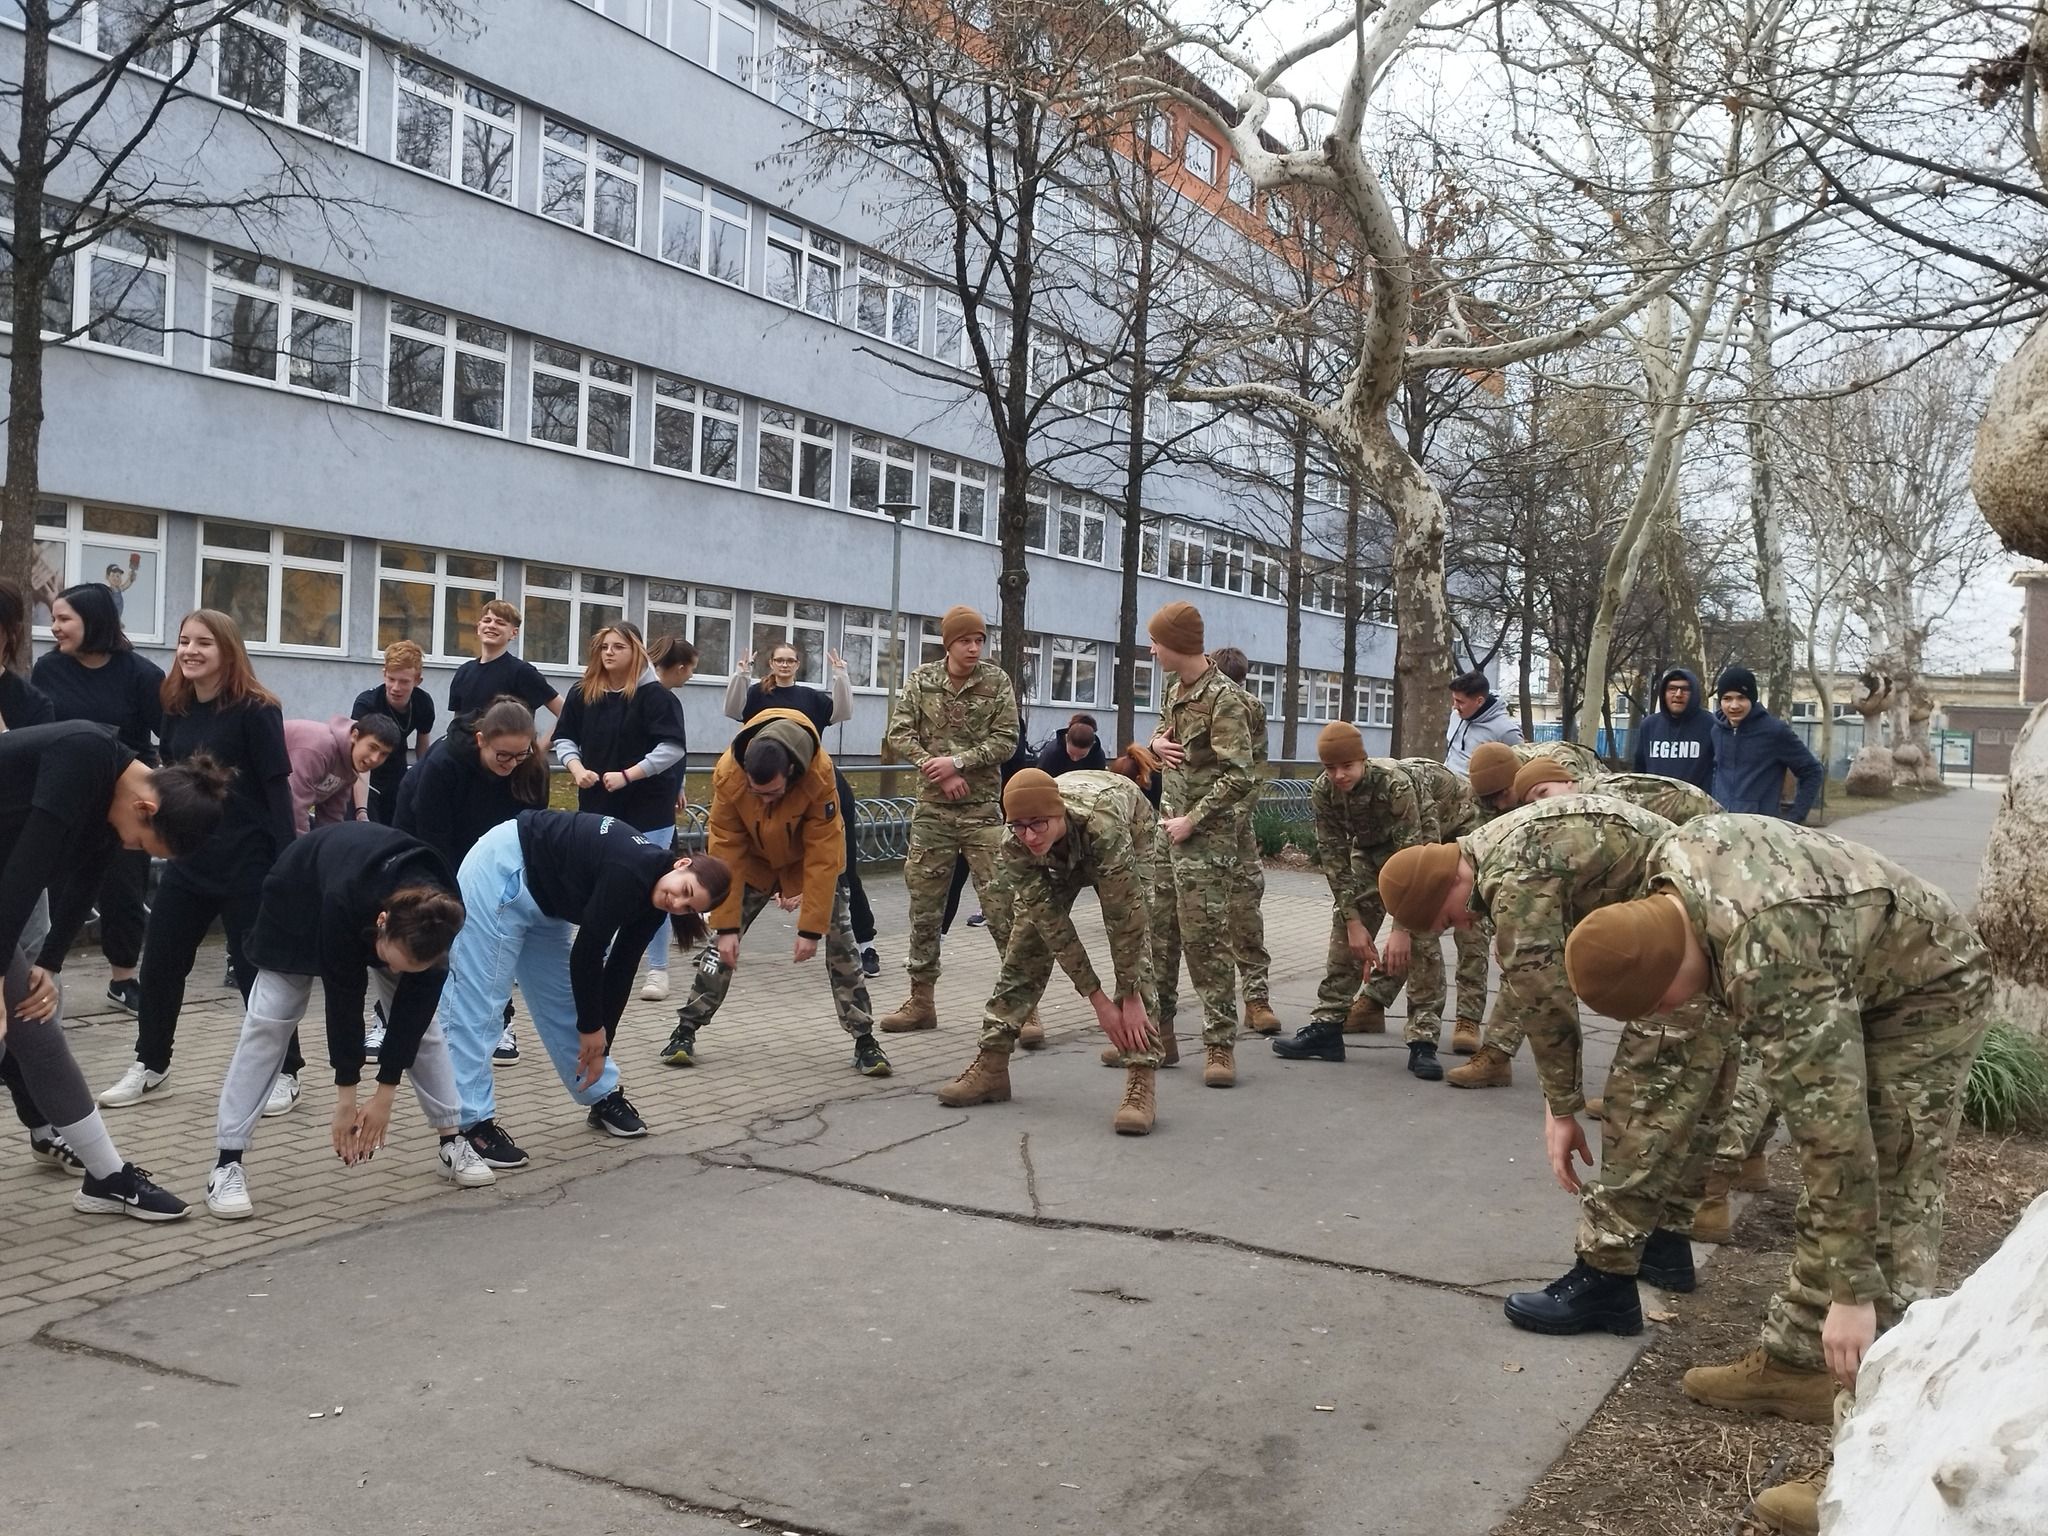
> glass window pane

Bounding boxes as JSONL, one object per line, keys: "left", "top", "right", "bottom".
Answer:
{"left": 708, "top": 219, "right": 746, "bottom": 285}
{"left": 82, "top": 505, "right": 156, "bottom": 539}
{"left": 210, "top": 290, "right": 278, "bottom": 379}
{"left": 287, "top": 311, "right": 353, "bottom": 396}
{"left": 593, "top": 169, "right": 637, "bottom": 244}
{"left": 279, "top": 568, "right": 342, "bottom": 648}
{"left": 297, "top": 53, "right": 361, "bottom": 142}
{"left": 443, "top": 585, "right": 490, "bottom": 657}
{"left": 395, "top": 91, "right": 453, "bottom": 175}
{"left": 204, "top": 521, "right": 272, "bottom": 553}
{"left": 653, "top": 404, "right": 695, "bottom": 473}
{"left": 540, "top": 150, "right": 586, "bottom": 226}
{"left": 447, "top": 555, "right": 498, "bottom": 582}
{"left": 381, "top": 544, "right": 434, "bottom": 573}
{"left": 218, "top": 22, "right": 287, "bottom": 116}
{"left": 662, "top": 201, "right": 703, "bottom": 269}
{"left": 87, "top": 257, "right": 166, "bottom": 353}
{"left": 674, "top": 0, "right": 711, "bottom": 64}
{"left": 387, "top": 334, "right": 446, "bottom": 416}
{"left": 282, "top": 532, "right": 344, "bottom": 561}
{"left": 758, "top": 433, "right": 792, "bottom": 493}
{"left": 702, "top": 418, "right": 738, "bottom": 480}
{"left": 377, "top": 576, "right": 434, "bottom": 651}
{"left": 586, "top": 388, "right": 632, "bottom": 458}
{"left": 524, "top": 596, "right": 571, "bottom": 668}
{"left": 200, "top": 558, "right": 272, "bottom": 642}
{"left": 453, "top": 354, "right": 504, "bottom": 430}
{"left": 530, "top": 374, "right": 580, "bottom": 445}
{"left": 462, "top": 119, "right": 515, "bottom": 201}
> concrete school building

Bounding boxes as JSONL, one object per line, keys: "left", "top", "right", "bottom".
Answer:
{"left": 3, "top": 0, "right": 1395, "bottom": 760}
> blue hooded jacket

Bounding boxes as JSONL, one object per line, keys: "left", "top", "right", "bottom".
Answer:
{"left": 1709, "top": 672, "right": 1823, "bottom": 822}
{"left": 1631, "top": 667, "right": 1715, "bottom": 792}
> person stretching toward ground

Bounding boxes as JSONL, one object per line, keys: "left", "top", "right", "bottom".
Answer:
{"left": 284, "top": 714, "right": 398, "bottom": 834}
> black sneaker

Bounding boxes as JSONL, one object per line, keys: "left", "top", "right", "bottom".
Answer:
{"left": 105, "top": 978, "right": 142, "bottom": 1014}
{"left": 73, "top": 1163, "right": 189, "bottom": 1222}
{"left": 660, "top": 1021, "right": 698, "bottom": 1067}
{"left": 587, "top": 1089, "right": 648, "bottom": 1139}
{"left": 1406, "top": 1041, "right": 1445, "bottom": 1081}
{"left": 966, "top": 911, "right": 986, "bottom": 928}
{"left": 464, "top": 1118, "right": 530, "bottom": 1170}
{"left": 859, "top": 945, "right": 882, "bottom": 978}
{"left": 29, "top": 1131, "right": 83, "bottom": 1173}
{"left": 1271, "top": 1021, "right": 1345, "bottom": 1061}
{"left": 853, "top": 1034, "right": 892, "bottom": 1078}
{"left": 1637, "top": 1227, "right": 1698, "bottom": 1293}
{"left": 1503, "top": 1261, "right": 1643, "bottom": 1336}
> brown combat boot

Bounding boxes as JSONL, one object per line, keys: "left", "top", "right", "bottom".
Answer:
{"left": 1243, "top": 997, "right": 1282, "bottom": 1035}
{"left": 1113, "top": 1066, "right": 1157, "bottom": 1135}
{"left": 1450, "top": 1019, "right": 1482, "bottom": 1055}
{"left": 1446, "top": 1043, "right": 1512, "bottom": 1089}
{"left": 1682, "top": 1348, "right": 1836, "bottom": 1424}
{"left": 1738, "top": 1153, "right": 1772, "bottom": 1192}
{"left": 1203, "top": 1043, "right": 1236, "bottom": 1088}
{"left": 1102, "top": 1028, "right": 1178, "bottom": 1068}
{"left": 1585, "top": 1096, "right": 1605, "bottom": 1121}
{"left": 879, "top": 979, "right": 937, "bottom": 1033}
{"left": 1752, "top": 1477, "right": 1822, "bottom": 1536}
{"left": 936, "top": 1049, "right": 1011, "bottom": 1107}
{"left": 1344, "top": 996, "right": 1386, "bottom": 1034}
{"left": 1691, "top": 1173, "right": 1734, "bottom": 1244}
{"left": 1018, "top": 1009, "right": 1045, "bottom": 1050}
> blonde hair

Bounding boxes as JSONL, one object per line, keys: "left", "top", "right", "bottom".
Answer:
{"left": 578, "top": 624, "right": 648, "bottom": 704}
{"left": 383, "top": 640, "right": 425, "bottom": 674}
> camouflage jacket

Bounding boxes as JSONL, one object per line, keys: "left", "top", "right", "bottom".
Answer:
{"left": 1313, "top": 760, "right": 1426, "bottom": 923}
{"left": 1236, "top": 686, "right": 1271, "bottom": 824}
{"left": 1474, "top": 740, "right": 1605, "bottom": 824}
{"left": 1398, "top": 756, "right": 1479, "bottom": 841}
{"left": 882, "top": 659, "right": 1019, "bottom": 810}
{"left": 1461, "top": 795, "right": 1677, "bottom": 1115}
{"left": 1591, "top": 772, "right": 1719, "bottom": 825}
{"left": 998, "top": 770, "right": 1155, "bottom": 1000}
{"left": 1649, "top": 815, "right": 1987, "bottom": 1303}
{"left": 1156, "top": 662, "right": 1259, "bottom": 840}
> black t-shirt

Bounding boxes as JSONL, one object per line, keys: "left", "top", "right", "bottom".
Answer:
{"left": 514, "top": 810, "right": 674, "bottom": 1037}
{"left": 161, "top": 695, "right": 294, "bottom": 892}
{"left": 742, "top": 681, "right": 835, "bottom": 734}
{"left": 30, "top": 648, "right": 164, "bottom": 761}
{"left": 0, "top": 672, "right": 55, "bottom": 732}
{"left": 352, "top": 683, "right": 436, "bottom": 812}
{"left": 447, "top": 652, "right": 556, "bottom": 720}
{"left": 0, "top": 721, "right": 133, "bottom": 968}
{"left": 557, "top": 681, "right": 687, "bottom": 831}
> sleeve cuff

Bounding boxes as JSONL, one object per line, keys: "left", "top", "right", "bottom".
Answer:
{"left": 797, "top": 929, "right": 824, "bottom": 942}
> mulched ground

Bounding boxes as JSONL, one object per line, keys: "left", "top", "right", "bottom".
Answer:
{"left": 1492, "top": 1127, "right": 2048, "bottom": 1536}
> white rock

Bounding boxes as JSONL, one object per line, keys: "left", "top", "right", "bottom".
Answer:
{"left": 1824, "top": 1191, "right": 2048, "bottom": 1534}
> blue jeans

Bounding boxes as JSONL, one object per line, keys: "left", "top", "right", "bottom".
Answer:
{"left": 445, "top": 821, "right": 620, "bottom": 1128}
{"left": 641, "top": 821, "right": 674, "bottom": 972}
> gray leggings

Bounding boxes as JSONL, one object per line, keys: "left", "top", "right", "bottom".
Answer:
{"left": 217, "top": 969, "right": 461, "bottom": 1152}
{"left": 0, "top": 948, "right": 94, "bottom": 1127}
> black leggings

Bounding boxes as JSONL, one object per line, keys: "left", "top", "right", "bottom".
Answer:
{"left": 835, "top": 771, "right": 875, "bottom": 946}
{"left": 0, "top": 950, "right": 94, "bottom": 1128}
{"left": 135, "top": 870, "right": 301, "bottom": 1076}
{"left": 92, "top": 848, "right": 150, "bottom": 969}
{"left": 940, "top": 853, "right": 973, "bottom": 934}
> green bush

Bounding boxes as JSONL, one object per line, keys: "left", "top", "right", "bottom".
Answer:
{"left": 1965, "top": 1024, "right": 2048, "bottom": 1133}
{"left": 1252, "top": 807, "right": 1295, "bottom": 857}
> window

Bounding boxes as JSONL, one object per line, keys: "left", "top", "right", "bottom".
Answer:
{"left": 756, "top": 407, "right": 836, "bottom": 503}
{"left": 20, "top": 499, "right": 165, "bottom": 642}
{"left": 933, "top": 291, "right": 969, "bottom": 367}
{"left": 393, "top": 58, "right": 518, "bottom": 202}
{"left": 33, "top": 0, "right": 185, "bottom": 73}
{"left": 198, "top": 519, "right": 345, "bottom": 652}
{"left": 1055, "top": 489, "right": 1107, "bottom": 564}
{"left": 1368, "top": 588, "right": 1394, "bottom": 624}
{"left": 659, "top": 172, "right": 749, "bottom": 286}
{"left": 1124, "top": 654, "right": 1156, "bottom": 712}
{"left": 986, "top": 628, "right": 1041, "bottom": 702}
{"left": 1144, "top": 111, "right": 1171, "bottom": 156}
{"left": 1023, "top": 479, "right": 1051, "bottom": 552}
{"left": 530, "top": 343, "right": 633, "bottom": 459}
{"left": 384, "top": 303, "right": 507, "bottom": 432}
{"left": 840, "top": 606, "right": 907, "bottom": 690}
{"left": 1049, "top": 637, "right": 1099, "bottom": 706}
{"left": 855, "top": 253, "right": 922, "bottom": 348}
{"left": 1367, "top": 681, "right": 1393, "bottom": 727}
{"left": 1249, "top": 543, "right": 1283, "bottom": 601}
{"left": 1227, "top": 161, "right": 1253, "bottom": 207}
{"left": 668, "top": 0, "right": 758, "bottom": 85}
{"left": 1, "top": 218, "right": 174, "bottom": 357}
{"left": 850, "top": 433, "right": 914, "bottom": 513}
{"left": 1139, "top": 524, "right": 1161, "bottom": 576}
{"left": 765, "top": 216, "right": 842, "bottom": 321}
{"left": 215, "top": 3, "right": 364, "bottom": 145}
{"left": 376, "top": 544, "right": 500, "bottom": 660}
{"left": 1165, "top": 523, "right": 1205, "bottom": 584}
{"left": 1246, "top": 662, "right": 1282, "bottom": 715}
{"left": 540, "top": 117, "right": 641, "bottom": 246}
{"left": 652, "top": 375, "right": 741, "bottom": 480}
{"left": 926, "top": 455, "right": 987, "bottom": 538}
{"left": 646, "top": 580, "right": 733, "bottom": 676}
{"left": 1301, "top": 671, "right": 1342, "bottom": 722}
{"left": 523, "top": 565, "right": 626, "bottom": 669}
{"left": 749, "top": 595, "right": 827, "bottom": 682}
{"left": 1183, "top": 133, "right": 1217, "bottom": 183}
{"left": 774, "top": 38, "right": 848, "bottom": 126}
{"left": 206, "top": 250, "right": 356, "bottom": 398}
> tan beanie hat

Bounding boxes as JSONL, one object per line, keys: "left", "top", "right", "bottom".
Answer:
{"left": 1147, "top": 600, "right": 1204, "bottom": 655}
{"left": 1467, "top": 742, "right": 1520, "bottom": 798}
{"left": 1378, "top": 843, "right": 1465, "bottom": 932}
{"left": 1564, "top": 898, "right": 1693, "bottom": 1020}
{"left": 939, "top": 605, "right": 986, "bottom": 649}
{"left": 1511, "top": 758, "right": 1576, "bottom": 803}
{"left": 1316, "top": 721, "right": 1367, "bottom": 766}
{"left": 1002, "top": 768, "right": 1064, "bottom": 821}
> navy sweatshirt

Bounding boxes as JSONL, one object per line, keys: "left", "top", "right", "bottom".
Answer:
{"left": 1036, "top": 728, "right": 1107, "bottom": 778}
{"left": 515, "top": 811, "right": 676, "bottom": 1036}
{"left": 1710, "top": 705, "right": 1823, "bottom": 821}
{"left": 1631, "top": 668, "right": 1716, "bottom": 792}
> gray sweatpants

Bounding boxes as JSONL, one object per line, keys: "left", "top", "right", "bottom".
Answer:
{"left": 0, "top": 945, "right": 126, "bottom": 1178}
{"left": 216, "top": 970, "right": 461, "bottom": 1153}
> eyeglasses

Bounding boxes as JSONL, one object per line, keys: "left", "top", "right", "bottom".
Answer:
{"left": 487, "top": 746, "right": 533, "bottom": 766}
{"left": 1006, "top": 817, "right": 1053, "bottom": 837}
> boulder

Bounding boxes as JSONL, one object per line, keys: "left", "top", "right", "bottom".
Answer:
{"left": 1823, "top": 1191, "right": 2048, "bottom": 1534}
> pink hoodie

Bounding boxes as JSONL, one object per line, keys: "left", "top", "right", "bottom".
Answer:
{"left": 284, "top": 715, "right": 360, "bottom": 836}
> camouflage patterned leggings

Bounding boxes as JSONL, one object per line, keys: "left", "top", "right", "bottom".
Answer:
{"left": 675, "top": 884, "right": 874, "bottom": 1039}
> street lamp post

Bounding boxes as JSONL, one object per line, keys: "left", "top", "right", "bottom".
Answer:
{"left": 877, "top": 500, "right": 918, "bottom": 793}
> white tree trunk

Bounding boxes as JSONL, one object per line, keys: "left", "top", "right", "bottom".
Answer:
{"left": 1975, "top": 702, "right": 2048, "bottom": 1037}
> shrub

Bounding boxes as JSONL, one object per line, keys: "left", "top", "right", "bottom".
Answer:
{"left": 1965, "top": 1023, "right": 2048, "bottom": 1133}
{"left": 1252, "top": 807, "right": 1295, "bottom": 857}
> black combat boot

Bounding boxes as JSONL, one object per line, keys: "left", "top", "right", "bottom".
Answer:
{"left": 1406, "top": 1041, "right": 1444, "bottom": 1080}
{"left": 1504, "top": 1261, "right": 1643, "bottom": 1336}
{"left": 1270, "top": 1020, "right": 1345, "bottom": 1062}
{"left": 1636, "top": 1227, "right": 1698, "bottom": 1293}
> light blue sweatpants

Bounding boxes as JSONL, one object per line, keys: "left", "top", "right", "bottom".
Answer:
{"left": 641, "top": 821, "right": 674, "bottom": 972}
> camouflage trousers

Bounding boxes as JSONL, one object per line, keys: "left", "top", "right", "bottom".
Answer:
{"left": 901, "top": 803, "right": 1012, "bottom": 985}
{"left": 980, "top": 872, "right": 1164, "bottom": 1069}
{"left": 1151, "top": 826, "right": 1241, "bottom": 1048}
{"left": 1760, "top": 962, "right": 1991, "bottom": 1370}
{"left": 1578, "top": 997, "right": 1739, "bottom": 1274}
{"left": 1355, "top": 917, "right": 1447, "bottom": 1043}
{"left": 1710, "top": 1039, "right": 1781, "bottom": 1176}
{"left": 1452, "top": 922, "right": 1491, "bottom": 1025}
{"left": 675, "top": 883, "right": 873, "bottom": 1038}
{"left": 1232, "top": 812, "right": 1272, "bottom": 1003}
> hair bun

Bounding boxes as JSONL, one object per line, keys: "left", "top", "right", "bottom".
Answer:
{"left": 175, "top": 750, "right": 237, "bottom": 801}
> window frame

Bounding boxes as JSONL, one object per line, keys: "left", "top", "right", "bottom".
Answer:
{"left": 374, "top": 543, "right": 502, "bottom": 663}
{"left": 755, "top": 405, "right": 837, "bottom": 505}
{"left": 1048, "top": 636, "right": 1100, "bottom": 707}
{"left": 0, "top": 215, "right": 177, "bottom": 361}
{"left": 658, "top": 169, "right": 750, "bottom": 287}
{"left": 747, "top": 594, "right": 828, "bottom": 684}
{"left": 390, "top": 56, "right": 521, "bottom": 205}
{"left": 854, "top": 251, "right": 922, "bottom": 350}
{"left": 763, "top": 214, "right": 844, "bottom": 322}
{"left": 660, "top": 0, "right": 761, "bottom": 87}
{"left": 383, "top": 300, "right": 509, "bottom": 435}
{"left": 1182, "top": 132, "right": 1217, "bottom": 183}
{"left": 520, "top": 562, "right": 627, "bottom": 672}
{"left": 838, "top": 605, "right": 908, "bottom": 692}
{"left": 213, "top": 3, "right": 367, "bottom": 148}
{"left": 195, "top": 517, "right": 349, "bottom": 656}
{"left": 528, "top": 341, "right": 635, "bottom": 461}
{"left": 22, "top": 498, "right": 167, "bottom": 644}
{"left": 538, "top": 115, "right": 643, "bottom": 248}
{"left": 925, "top": 454, "right": 988, "bottom": 539}
{"left": 202, "top": 247, "right": 359, "bottom": 400}
{"left": 646, "top": 579, "right": 735, "bottom": 680}
{"left": 849, "top": 432, "right": 915, "bottom": 516}
{"left": 651, "top": 374, "right": 743, "bottom": 483}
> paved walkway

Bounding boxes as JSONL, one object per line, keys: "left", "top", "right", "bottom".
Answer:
{"left": 0, "top": 794, "right": 1995, "bottom": 1534}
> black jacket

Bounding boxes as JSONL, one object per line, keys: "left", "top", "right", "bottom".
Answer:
{"left": 1036, "top": 728, "right": 1107, "bottom": 778}
{"left": 556, "top": 677, "right": 688, "bottom": 831}
{"left": 243, "top": 822, "right": 458, "bottom": 1089}
{"left": 393, "top": 728, "right": 533, "bottom": 871}
{"left": 1631, "top": 667, "right": 1716, "bottom": 791}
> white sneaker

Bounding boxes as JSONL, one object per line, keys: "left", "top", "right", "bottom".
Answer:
{"left": 205, "top": 1162, "right": 254, "bottom": 1220}
{"left": 364, "top": 1019, "right": 386, "bottom": 1058}
{"left": 437, "top": 1136, "right": 497, "bottom": 1189}
{"left": 640, "top": 968, "right": 670, "bottom": 1001}
{"left": 97, "top": 1062, "right": 170, "bottom": 1108}
{"left": 261, "top": 1073, "right": 301, "bottom": 1118}
{"left": 492, "top": 1026, "right": 520, "bottom": 1064}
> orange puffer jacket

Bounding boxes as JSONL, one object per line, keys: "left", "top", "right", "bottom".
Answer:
{"left": 706, "top": 707, "right": 845, "bottom": 937}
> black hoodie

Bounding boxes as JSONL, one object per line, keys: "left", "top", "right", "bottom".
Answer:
{"left": 1631, "top": 667, "right": 1716, "bottom": 792}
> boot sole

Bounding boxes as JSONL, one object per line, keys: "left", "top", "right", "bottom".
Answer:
{"left": 1446, "top": 1076, "right": 1510, "bottom": 1089}
{"left": 1018, "top": 1037, "right": 1045, "bottom": 1051}
{"left": 1503, "top": 1299, "right": 1643, "bottom": 1337}
{"left": 878, "top": 1021, "right": 937, "bottom": 1033}
{"left": 1271, "top": 1047, "right": 1345, "bottom": 1062}
{"left": 937, "top": 1088, "right": 1008, "bottom": 1105}
{"left": 1682, "top": 1390, "right": 1832, "bottom": 1425}
{"left": 1113, "top": 1120, "right": 1154, "bottom": 1135}
{"left": 660, "top": 1051, "right": 696, "bottom": 1067}
{"left": 858, "top": 1061, "right": 893, "bottom": 1078}
{"left": 1638, "top": 1265, "right": 1697, "bottom": 1294}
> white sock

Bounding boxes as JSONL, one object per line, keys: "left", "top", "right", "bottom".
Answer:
{"left": 29, "top": 1122, "right": 55, "bottom": 1140}
{"left": 53, "top": 1111, "right": 122, "bottom": 1178}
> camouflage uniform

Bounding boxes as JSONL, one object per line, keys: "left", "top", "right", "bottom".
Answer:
{"left": 1150, "top": 662, "right": 1260, "bottom": 1047}
{"left": 1400, "top": 756, "right": 1489, "bottom": 1027}
{"left": 980, "top": 771, "right": 1164, "bottom": 1066}
{"left": 1648, "top": 816, "right": 1990, "bottom": 1368}
{"left": 1586, "top": 771, "right": 1720, "bottom": 825}
{"left": 1231, "top": 688, "right": 1273, "bottom": 1004}
{"left": 1710, "top": 1041, "right": 1780, "bottom": 1177}
{"left": 678, "top": 885, "right": 873, "bottom": 1037}
{"left": 882, "top": 659, "right": 1020, "bottom": 985}
{"left": 1461, "top": 796, "right": 1737, "bottom": 1272}
{"left": 1310, "top": 759, "right": 1432, "bottom": 1038}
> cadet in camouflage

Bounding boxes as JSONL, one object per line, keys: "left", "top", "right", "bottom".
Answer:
{"left": 1392, "top": 755, "right": 1489, "bottom": 1034}
{"left": 1210, "top": 648, "right": 1276, "bottom": 1025}
{"left": 1517, "top": 761, "right": 1721, "bottom": 825}
{"left": 1710, "top": 1042, "right": 1780, "bottom": 1180}
{"left": 1573, "top": 816, "right": 1991, "bottom": 1383}
{"left": 879, "top": 606, "right": 1020, "bottom": 1016}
